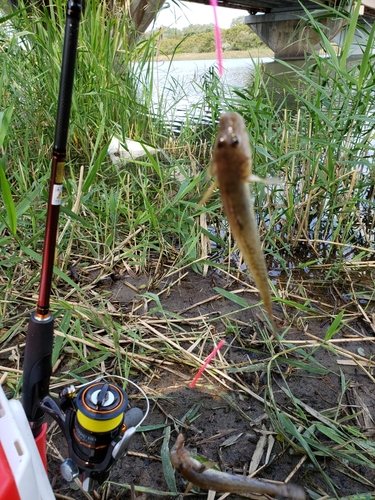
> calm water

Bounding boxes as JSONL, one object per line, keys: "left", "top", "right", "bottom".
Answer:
{"left": 152, "top": 57, "right": 272, "bottom": 96}
{"left": 149, "top": 57, "right": 273, "bottom": 123}
{"left": 146, "top": 56, "right": 317, "bottom": 128}
{"left": 148, "top": 57, "right": 367, "bottom": 114}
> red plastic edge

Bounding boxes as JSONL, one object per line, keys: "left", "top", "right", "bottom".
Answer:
{"left": 0, "top": 443, "right": 21, "bottom": 500}
{"left": 35, "top": 422, "right": 48, "bottom": 471}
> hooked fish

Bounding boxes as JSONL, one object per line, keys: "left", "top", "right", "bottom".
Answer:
{"left": 170, "top": 434, "right": 306, "bottom": 499}
{"left": 201, "top": 112, "right": 278, "bottom": 337}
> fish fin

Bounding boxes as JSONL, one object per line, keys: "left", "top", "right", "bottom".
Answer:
{"left": 201, "top": 460, "right": 217, "bottom": 470}
{"left": 247, "top": 174, "right": 282, "bottom": 185}
{"left": 183, "top": 482, "right": 195, "bottom": 495}
{"left": 209, "top": 158, "right": 218, "bottom": 177}
{"left": 182, "top": 462, "right": 216, "bottom": 496}
{"left": 199, "top": 180, "right": 218, "bottom": 206}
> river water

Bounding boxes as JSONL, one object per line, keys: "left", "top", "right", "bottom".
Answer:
{"left": 149, "top": 57, "right": 274, "bottom": 126}
{"left": 146, "top": 56, "right": 313, "bottom": 130}
{"left": 146, "top": 55, "right": 374, "bottom": 257}
{"left": 152, "top": 57, "right": 271, "bottom": 98}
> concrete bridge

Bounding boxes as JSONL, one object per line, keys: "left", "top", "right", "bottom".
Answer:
{"left": 128, "top": 0, "right": 375, "bottom": 58}
{"left": 189, "top": 0, "right": 375, "bottom": 58}
{"left": 3, "top": 0, "right": 374, "bottom": 58}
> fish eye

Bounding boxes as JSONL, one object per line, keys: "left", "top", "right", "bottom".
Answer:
{"left": 217, "top": 137, "right": 225, "bottom": 148}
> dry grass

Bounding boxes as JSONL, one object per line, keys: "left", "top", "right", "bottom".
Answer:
{"left": 1, "top": 1, "right": 375, "bottom": 498}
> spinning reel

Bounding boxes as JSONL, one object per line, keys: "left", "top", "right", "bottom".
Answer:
{"left": 41, "top": 377, "right": 148, "bottom": 491}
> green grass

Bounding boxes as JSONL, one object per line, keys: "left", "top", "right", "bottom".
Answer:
{"left": 0, "top": 0, "right": 375, "bottom": 498}
{"left": 1, "top": 2, "right": 374, "bottom": 272}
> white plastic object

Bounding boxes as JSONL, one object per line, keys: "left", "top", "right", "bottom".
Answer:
{"left": 108, "top": 136, "right": 158, "bottom": 165}
{"left": 0, "top": 386, "right": 55, "bottom": 500}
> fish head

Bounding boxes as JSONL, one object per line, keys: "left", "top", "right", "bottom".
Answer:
{"left": 211, "top": 112, "right": 252, "bottom": 181}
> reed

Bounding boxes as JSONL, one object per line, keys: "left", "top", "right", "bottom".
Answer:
{"left": 0, "top": 1, "right": 374, "bottom": 498}
{"left": 217, "top": 1, "right": 375, "bottom": 277}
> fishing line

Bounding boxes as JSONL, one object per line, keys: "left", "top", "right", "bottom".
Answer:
{"left": 210, "top": 0, "right": 224, "bottom": 76}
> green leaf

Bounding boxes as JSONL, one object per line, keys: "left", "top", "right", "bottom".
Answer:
{"left": 106, "top": 483, "right": 177, "bottom": 497}
{"left": 69, "top": 352, "right": 110, "bottom": 373}
{"left": 0, "top": 184, "right": 42, "bottom": 234}
{"left": 340, "top": 0, "right": 362, "bottom": 71}
{"left": 0, "top": 157, "right": 17, "bottom": 234}
{"left": 276, "top": 412, "right": 337, "bottom": 492}
{"left": 276, "top": 298, "right": 316, "bottom": 312}
{"left": 315, "top": 423, "right": 346, "bottom": 445}
{"left": 180, "top": 403, "right": 201, "bottom": 425}
{"left": 136, "top": 423, "right": 167, "bottom": 432}
{"left": 21, "top": 246, "right": 82, "bottom": 292}
{"left": 227, "top": 362, "right": 266, "bottom": 373}
{"left": 161, "top": 426, "right": 177, "bottom": 493}
{"left": 52, "top": 311, "right": 72, "bottom": 365}
{"left": 213, "top": 287, "right": 248, "bottom": 308}
{"left": 324, "top": 310, "right": 344, "bottom": 341}
{"left": 0, "top": 7, "right": 28, "bottom": 25}
{"left": 82, "top": 141, "right": 109, "bottom": 194}
{"left": 0, "top": 104, "right": 14, "bottom": 150}
{"left": 357, "top": 21, "right": 375, "bottom": 91}
{"left": 275, "top": 357, "right": 329, "bottom": 375}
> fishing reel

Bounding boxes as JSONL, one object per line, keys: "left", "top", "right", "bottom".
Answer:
{"left": 40, "top": 377, "right": 147, "bottom": 491}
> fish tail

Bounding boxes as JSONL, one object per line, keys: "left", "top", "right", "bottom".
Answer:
{"left": 255, "top": 277, "right": 278, "bottom": 341}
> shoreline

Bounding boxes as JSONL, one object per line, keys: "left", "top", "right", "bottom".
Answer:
{"left": 154, "top": 49, "right": 274, "bottom": 62}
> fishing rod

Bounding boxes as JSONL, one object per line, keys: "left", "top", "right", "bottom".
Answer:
{"left": 21, "top": 0, "right": 82, "bottom": 438}
{"left": 17, "top": 0, "right": 147, "bottom": 493}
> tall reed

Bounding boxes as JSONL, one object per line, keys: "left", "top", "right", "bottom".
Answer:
{"left": 1, "top": 5, "right": 374, "bottom": 499}
{"left": 217, "top": 1, "right": 375, "bottom": 276}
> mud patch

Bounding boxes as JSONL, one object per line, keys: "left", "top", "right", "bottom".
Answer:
{"left": 22, "top": 269, "right": 375, "bottom": 499}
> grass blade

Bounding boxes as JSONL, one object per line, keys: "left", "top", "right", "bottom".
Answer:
{"left": 161, "top": 426, "right": 177, "bottom": 493}
{"left": 0, "top": 157, "right": 17, "bottom": 235}
{"left": 213, "top": 287, "right": 248, "bottom": 308}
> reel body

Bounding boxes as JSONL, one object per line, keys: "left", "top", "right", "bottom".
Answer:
{"left": 41, "top": 379, "right": 143, "bottom": 490}
{"left": 73, "top": 382, "right": 127, "bottom": 465}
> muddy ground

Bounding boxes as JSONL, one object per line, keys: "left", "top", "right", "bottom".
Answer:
{"left": 17, "top": 268, "right": 375, "bottom": 499}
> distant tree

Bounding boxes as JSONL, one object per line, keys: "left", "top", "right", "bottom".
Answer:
{"left": 182, "top": 23, "right": 214, "bottom": 36}
{"left": 230, "top": 16, "right": 247, "bottom": 27}
{"left": 152, "top": 21, "right": 265, "bottom": 54}
{"left": 159, "top": 36, "right": 183, "bottom": 54}
{"left": 161, "top": 26, "right": 183, "bottom": 38}
{"left": 222, "top": 24, "right": 264, "bottom": 50}
{"left": 179, "top": 32, "right": 215, "bottom": 53}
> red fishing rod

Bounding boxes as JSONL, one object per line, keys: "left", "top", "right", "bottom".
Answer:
{"left": 21, "top": 0, "right": 82, "bottom": 441}
{"left": 17, "top": 0, "right": 148, "bottom": 493}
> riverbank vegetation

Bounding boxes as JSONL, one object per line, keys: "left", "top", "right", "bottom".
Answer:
{"left": 153, "top": 48, "right": 273, "bottom": 61}
{"left": 147, "top": 17, "right": 268, "bottom": 56}
{"left": 1, "top": 1, "right": 375, "bottom": 499}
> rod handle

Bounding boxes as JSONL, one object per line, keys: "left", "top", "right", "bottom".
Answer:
{"left": 22, "top": 313, "right": 54, "bottom": 435}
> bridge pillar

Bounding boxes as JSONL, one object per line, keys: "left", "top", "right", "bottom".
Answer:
{"left": 245, "top": 11, "right": 344, "bottom": 59}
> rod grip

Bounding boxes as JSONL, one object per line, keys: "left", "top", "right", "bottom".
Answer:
{"left": 22, "top": 313, "right": 54, "bottom": 433}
